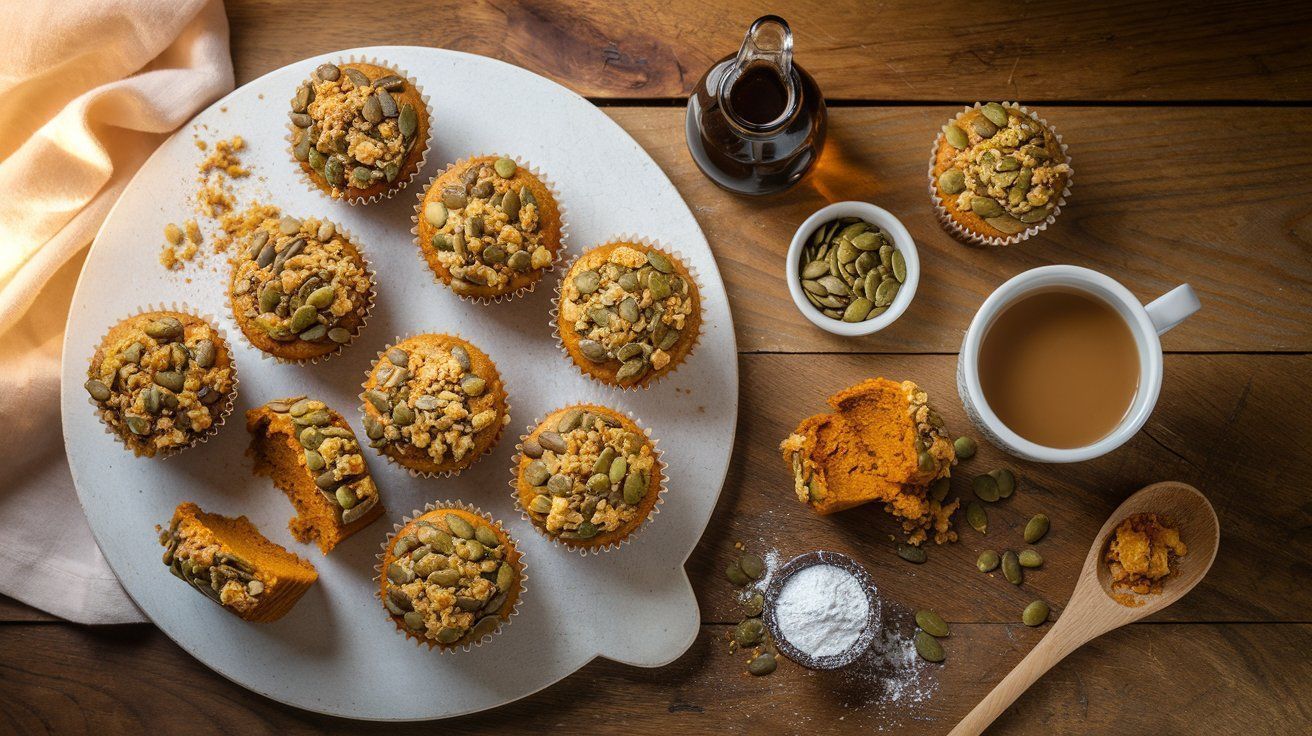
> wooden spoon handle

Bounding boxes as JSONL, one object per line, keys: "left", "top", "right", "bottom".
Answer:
{"left": 947, "top": 615, "right": 1089, "bottom": 736}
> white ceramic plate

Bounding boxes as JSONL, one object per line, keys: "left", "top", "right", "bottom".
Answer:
{"left": 59, "top": 46, "right": 737, "bottom": 720}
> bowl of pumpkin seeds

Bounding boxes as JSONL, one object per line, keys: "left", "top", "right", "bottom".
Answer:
{"left": 786, "top": 201, "right": 919, "bottom": 336}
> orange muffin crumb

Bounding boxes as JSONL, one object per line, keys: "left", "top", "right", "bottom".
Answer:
{"left": 781, "top": 378, "right": 958, "bottom": 545}
{"left": 1106, "top": 513, "right": 1187, "bottom": 596}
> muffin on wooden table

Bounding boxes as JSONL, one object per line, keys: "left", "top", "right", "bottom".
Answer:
{"left": 247, "top": 396, "right": 384, "bottom": 554}
{"left": 229, "top": 210, "right": 374, "bottom": 362}
{"left": 360, "top": 334, "right": 509, "bottom": 476}
{"left": 514, "top": 404, "right": 663, "bottom": 552}
{"left": 85, "top": 310, "right": 236, "bottom": 457}
{"left": 159, "top": 502, "right": 318, "bottom": 623}
{"left": 930, "top": 102, "right": 1071, "bottom": 246}
{"left": 556, "top": 240, "right": 701, "bottom": 388}
{"left": 415, "top": 155, "right": 565, "bottom": 301}
{"left": 378, "top": 504, "right": 524, "bottom": 650}
{"left": 289, "top": 60, "right": 430, "bottom": 203}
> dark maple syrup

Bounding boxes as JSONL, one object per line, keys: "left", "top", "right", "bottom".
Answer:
{"left": 685, "top": 16, "right": 827, "bottom": 196}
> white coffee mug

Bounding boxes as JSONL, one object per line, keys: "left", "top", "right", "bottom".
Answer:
{"left": 957, "top": 266, "right": 1200, "bottom": 463}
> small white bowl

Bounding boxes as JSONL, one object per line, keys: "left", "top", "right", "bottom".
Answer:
{"left": 785, "top": 201, "right": 920, "bottom": 336}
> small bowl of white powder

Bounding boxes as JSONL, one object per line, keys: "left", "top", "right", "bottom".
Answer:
{"left": 762, "top": 550, "right": 879, "bottom": 670}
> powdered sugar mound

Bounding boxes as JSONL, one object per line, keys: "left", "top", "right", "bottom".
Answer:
{"left": 775, "top": 564, "right": 869, "bottom": 658}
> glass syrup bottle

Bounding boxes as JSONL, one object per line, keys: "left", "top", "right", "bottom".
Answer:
{"left": 685, "top": 15, "right": 827, "bottom": 196}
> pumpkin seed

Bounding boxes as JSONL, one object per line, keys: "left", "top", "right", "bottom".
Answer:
{"left": 1024, "top": 514, "right": 1049, "bottom": 544}
{"left": 970, "top": 197, "right": 1004, "bottom": 218}
{"left": 608, "top": 456, "right": 628, "bottom": 485}
{"left": 986, "top": 215, "right": 1027, "bottom": 235}
{"left": 615, "top": 359, "right": 648, "bottom": 383}
{"left": 573, "top": 269, "right": 600, "bottom": 294}
{"left": 929, "top": 477, "right": 950, "bottom": 503}
{"left": 842, "top": 298, "right": 874, "bottom": 322}
{"left": 622, "top": 471, "right": 647, "bottom": 505}
{"left": 938, "top": 168, "right": 966, "bottom": 194}
{"left": 738, "top": 553, "right": 765, "bottom": 580}
{"left": 153, "top": 371, "right": 184, "bottom": 393}
{"left": 747, "top": 652, "right": 776, "bottom": 676}
{"left": 742, "top": 592, "right": 764, "bottom": 617}
{"left": 725, "top": 560, "right": 751, "bottom": 586}
{"left": 538, "top": 431, "right": 566, "bottom": 453}
{"left": 989, "top": 468, "right": 1015, "bottom": 498}
{"left": 460, "top": 374, "right": 486, "bottom": 397}
{"left": 445, "top": 514, "right": 475, "bottom": 540}
{"left": 1018, "top": 549, "right": 1043, "bottom": 568}
{"left": 981, "top": 102, "right": 1008, "bottom": 127}
{"left": 435, "top": 627, "right": 462, "bottom": 644}
{"left": 734, "top": 618, "right": 765, "bottom": 646}
{"left": 1022, "top": 600, "right": 1049, "bottom": 627}
{"left": 528, "top": 494, "right": 552, "bottom": 514}
{"left": 324, "top": 157, "right": 344, "bottom": 186}
{"left": 874, "top": 278, "right": 900, "bottom": 307}
{"left": 973, "top": 474, "right": 1000, "bottom": 502}
{"left": 398, "top": 103, "right": 418, "bottom": 138}
{"left": 914, "top": 630, "right": 944, "bottom": 662}
{"left": 1019, "top": 206, "right": 1052, "bottom": 224}
{"left": 944, "top": 124, "right": 969, "bottom": 149}
{"left": 314, "top": 63, "right": 340, "bottom": 82}
{"left": 1002, "top": 550, "right": 1022, "bottom": 585}
{"left": 897, "top": 543, "right": 927, "bottom": 564}
{"left": 971, "top": 115, "right": 998, "bottom": 139}
{"left": 146, "top": 317, "right": 184, "bottom": 340}
{"left": 84, "top": 379, "right": 111, "bottom": 402}
{"left": 915, "top": 610, "right": 950, "bottom": 638}
{"left": 494, "top": 157, "right": 517, "bottom": 178}
{"left": 647, "top": 251, "right": 674, "bottom": 273}
{"left": 966, "top": 501, "right": 987, "bottom": 533}
{"left": 575, "top": 521, "right": 598, "bottom": 539}
{"left": 977, "top": 549, "right": 1000, "bottom": 572}
{"left": 953, "top": 436, "right": 977, "bottom": 459}
{"left": 801, "top": 260, "right": 829, "bottom": 280}
{"left": 917, "top": 451, "right": 935, "bottom": 472}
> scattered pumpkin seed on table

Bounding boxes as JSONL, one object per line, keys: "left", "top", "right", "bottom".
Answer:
{"left": 977, "top": 549, "right": 1000, "bottom": 572}
{"left": 1002, "top": 550, "right": 1023, "bottom": 585}
{"left": 914, "top": 630, "right": 945, "bottom": 662}
{"left": 1018, "top": 549, "right": 1044, "bottom": 568}
{"left": 991, "top": 468, "right": 1016, "bottom": 498}
{"left": 897, "top": 543, "right": 927, "bottom": 564}
{"left": 953, "top": 436, "right": 977, "bottom": 459}
{"left": 748, "top": 652, "right": 777, "bottom": 676}
{"left": 1025, "top": 514, "right": 1050, "bottom": 543}
{"left": 973, "top": 473, "right": 1000, "bottom": 502}
{"left": 915, "top": 609, "right": 950, "bottom": 638}
{"left": 1022, "top": 600, "right": 1050, "bottom": 627}
{"left": 966, "top": 501, "right": 988, "bottom": 533}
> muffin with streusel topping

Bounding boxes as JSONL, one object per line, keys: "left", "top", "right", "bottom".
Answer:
{"left": 514, "top": 404, "right": 662, "bottom": 551}
{"left": 289, "top": 61, "right": 430, "bottom": 203}
{"left": 930, "top": 102, "right": 1071, "bottom": 245}
{"left": 228, "top": 210, "right": 374, "bottom": 362}
{"left": 556, "top": 241, "right": 701, "bottom": 388}
{"left": 86, "top": 310, "right": 236, "bottom": 457}
{"left": 360, "top": 334, "right": 509, "bottom": 476}
{"left": 415, "top": 155, "right": 565, "bottom": 300}
{"left": 378, "top": 504, "right": 524, "bottom": 649}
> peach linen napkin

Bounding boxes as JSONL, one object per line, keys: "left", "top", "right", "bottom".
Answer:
{"left": 0, "top": 0, "right": 232, "bottom": 623}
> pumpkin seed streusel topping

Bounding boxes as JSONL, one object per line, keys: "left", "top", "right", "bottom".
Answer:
{"left": 938, "top": 102, "right": 1071, "bottom": 234}
{"left": 362, "top": 341, "right": 506, "bottom": 466}
{"left": 384, "top": 512, "right": 518, "bottom": 645}
{"left": 232, "top": 211, "right": 371, "bottom": 347}
{"left": 263, "top": 397, "right": 381, "bottom": 524}
{"left": 562, "top": 245, "right": 695, "bottom": 384}
{"left": 423, "top": 157, "right": 551, "bottom": 290}
{"left": 291, "top": 63, "right": 420, "bottom": 196}
{"left": 521, "top": 408, "right": 656, "bottom": 541}
{"left": 86, "top": 314, "right": 232, "bottom": 454}
{"left": 160, "top": 519, "right": 265, "bottom": 615}
{"left": 903, "top": 380, "right": 952, "bottom": 474}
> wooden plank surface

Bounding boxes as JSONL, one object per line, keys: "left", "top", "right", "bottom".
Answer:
{"left": 606, "top": 106, "right": 1312, "bottom": 354}
{"left": 2, "top": 622, "right": 1307, "bottom": 734}
{"left": 226, "top": 0, "right": 1312, "bottom": 101}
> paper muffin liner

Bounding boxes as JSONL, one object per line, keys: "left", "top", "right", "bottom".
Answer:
{"left": 87, "top": 304, "right": 238, "bottom": 459}
{"left": 358, "top": 333, "right": 511, "bottom": 479}
{"left": 927, "top": 102, "right": 1073, "bottom": 247}
{"left": 551, "top": 235, "right": 705, "bottom": 392}
{"left": 226, "top": 218, "right": 377, "bottom": 365}
{"left": 286, "top": 55, "right": 432, "bottom": 206}
{"left": 508, "top": 404, "right": 667, "bottom": 556}
{"left": 374, "top": 500, "right": 527, "bottom": 652}
{"left": 410, "top": 153, "right": 570, "bottom": 305}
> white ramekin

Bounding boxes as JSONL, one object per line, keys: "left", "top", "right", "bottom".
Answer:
{"left": 785, "top": 201, "right": 919, "bottom": 337}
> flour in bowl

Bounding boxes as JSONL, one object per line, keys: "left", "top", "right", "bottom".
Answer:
{"left": 774, "top": 563, "right": 870, "bottom": 658}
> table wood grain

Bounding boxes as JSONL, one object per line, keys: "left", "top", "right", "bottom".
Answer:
{"left": 11, "top": 1, "right": 1311, "bottom": 734}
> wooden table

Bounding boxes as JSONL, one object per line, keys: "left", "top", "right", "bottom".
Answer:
{"left": 7, "top": 2, "right": 1310, "bottom": 733}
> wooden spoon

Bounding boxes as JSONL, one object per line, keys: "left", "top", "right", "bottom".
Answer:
{"left": 949, "top": 481, "right": 1219, "bottom": 736}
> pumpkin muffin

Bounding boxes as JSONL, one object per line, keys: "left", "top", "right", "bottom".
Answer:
{"left": 159, "top": 502, "right": 317, "bottom": 623}
{"left": 415, "top": 155, "right": 565, "bottom": 300}
{"left": 556, "top": 241, "right": 701, "bottom": 388}
{"left": 247, "top": 397, "right": 384, "bottom": 554}
{"left": 229, "top": 210, "right": 374, "bottom": 362}
{"left": 360, "top": 334, "right": 509, "bottom": 476}
{"left": 930, "top": 102, "right": 1071, "bottom": 244}
{"left": 780, "top": 378, "right": 958, "bottom": 545}
{"left": 290, "top": 61, "right": 429, "bottom": 203}
{"left": 515, "top": 404, "right": 662, "bottom": 551}
{"left": 378, "top": 504, "right": 524, "bottom": 649}
{"left": 85, "top": 310, "right": 236, "bottom": 457}
{"left": 1105, "top": 513, "right": 1188, "bottom": 596}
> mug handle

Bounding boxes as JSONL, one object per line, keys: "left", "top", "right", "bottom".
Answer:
{"left": 1145, "top": 284, "right": 1201, "bottom": 335}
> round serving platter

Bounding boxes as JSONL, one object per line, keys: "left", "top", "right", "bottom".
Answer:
{"left": 59, "top": 46, "right": 737, "bottom": 720}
